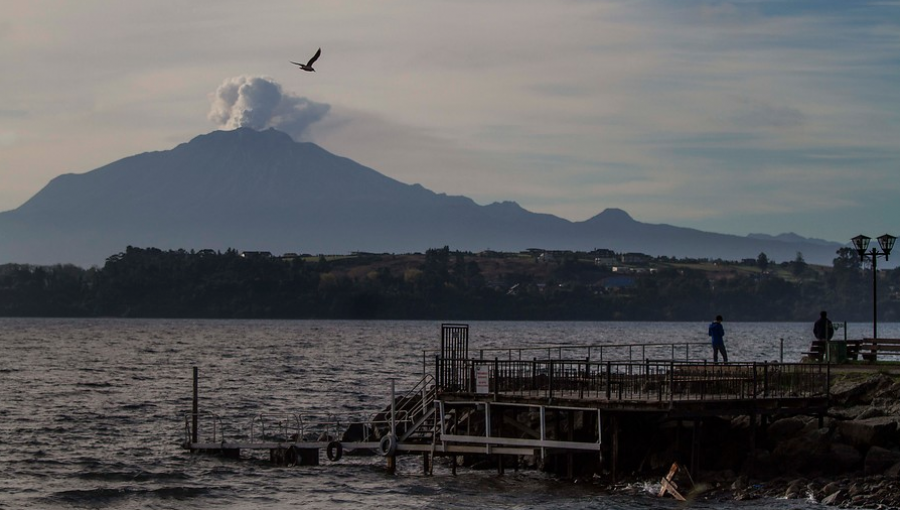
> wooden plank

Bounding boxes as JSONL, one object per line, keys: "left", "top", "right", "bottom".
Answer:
{"left": 658, "top": 463, "right": 678, "bottom": 497}
{"left": 658, "top": 462, "right": 687, "bottom": 501}
{"left": 860, "top": 345, "right": 900, "bottom": 351}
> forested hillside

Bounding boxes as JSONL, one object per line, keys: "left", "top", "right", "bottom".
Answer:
{"left": 0, "top": 246, "right": 897, "bottom": 321}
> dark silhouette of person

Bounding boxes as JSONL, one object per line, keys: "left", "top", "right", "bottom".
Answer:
{"left": 814, "top": 310, "right": 835, "bottom": 341}
{"left": 708, "top": 315, "right": 728, "bottom": 363}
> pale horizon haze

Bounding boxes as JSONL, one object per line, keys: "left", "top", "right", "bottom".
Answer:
{"left": 2, "top": 1, "right": 899, "bottom": 245}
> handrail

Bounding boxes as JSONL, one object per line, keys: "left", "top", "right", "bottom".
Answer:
{"left": 434, "top": 358, "right": 829, "bottom": 401}
{"left": 249, "top": 413, "right": 302, "bottom": 443}
{"left": 405, "top": 374, "right": 436, "bottom": 421}
{"left": 182, "top": 411, "right": 221, "bottom": 444}
{"left": 424, "top": 341, "right": 707, "bottom": 361}
{"left": 190, "top": 410, "right": 416, "bottom": 445}
{"left": 422, "top": 341, "right": 710, "bottom": 376}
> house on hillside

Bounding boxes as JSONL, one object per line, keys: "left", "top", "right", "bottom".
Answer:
{"left": 593, "top": 249, "right": 617, "bottom": 267}
{"left": 621, "top": 252, "right": 652, "bottom": 265}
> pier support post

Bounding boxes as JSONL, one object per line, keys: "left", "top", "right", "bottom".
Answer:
{"left": 691, "top": 419, "right": 701, "bottom": 476}
{"left": 749, "top": 412, "right": 756, "bottom": 450}
{"left": 192, "top": 366, "right": 198, "bottom": 445}
{"left": 386, "top": 455, "right": 396, "bottom": 474}
{"left": 566, "top": 409, "right": 575, "bottom": 479}
{"left": 611, "top": 414, "right": 619, "bottom": 482}
{"left": 748, "top": 412, "right": 757, "bottom": 474}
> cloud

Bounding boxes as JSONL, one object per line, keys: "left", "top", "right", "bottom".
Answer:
{"left": 0, "top": 130, "right": 16, "bottom": 147}
{"left": 208, "top": 76, "right": 330, "bottom": 139}
{"left": 732, "top": 98, "right": 806, "bottom": 129}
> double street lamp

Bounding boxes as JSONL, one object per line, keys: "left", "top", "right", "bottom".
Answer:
{"left": 851, "top": 233, "right": 897, "bottom": 340}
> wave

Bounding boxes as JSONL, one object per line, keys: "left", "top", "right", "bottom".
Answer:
{"left": 47, "top": 485, "right": 213, "bottom": 506}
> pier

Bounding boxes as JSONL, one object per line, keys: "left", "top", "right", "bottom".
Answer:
{"left": 183, "top": 324, "right": 831, "bottom": 478}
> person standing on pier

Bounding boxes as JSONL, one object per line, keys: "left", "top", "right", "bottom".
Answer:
{"left": 708, "top": 315, "right": 728, "bottom": 363}
{"left": 814, "top": 311, "right": 835, "bottom": 341}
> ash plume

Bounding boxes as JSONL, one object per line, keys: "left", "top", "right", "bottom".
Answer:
{"left": 208, "top": 76, "right": 330, "bottom": 138}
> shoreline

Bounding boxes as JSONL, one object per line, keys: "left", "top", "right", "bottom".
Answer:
{"left": 608, "top": 367, "right": 900, "bottom": 509}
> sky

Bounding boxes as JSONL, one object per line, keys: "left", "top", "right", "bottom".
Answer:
{"left": 2, "top": 0, "right": 899, "bottom": 245}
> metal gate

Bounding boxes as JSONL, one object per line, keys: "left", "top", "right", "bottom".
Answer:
{"left": 439, "top": 323, "right": 469, "bottom": 391}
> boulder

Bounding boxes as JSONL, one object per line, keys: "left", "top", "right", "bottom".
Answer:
{"left": 872, "top": 381, "right": 900, "bottom": 401}
{"left": 766, "top": 417, "right": 806, "bottom": 443}
{"left": 821, "top": 480, "right": 842, "bottom": 496}
{"left": 829, "top": 443, "right": 863, "bottom": 471}
{"left": 829, "top": 405, "right": 872, "bottom": 420}
{"left": 830, "top": 374, "right": 894, "bottom": 406}
{"left": 837, "top": 416, "right": 899, "bottom": 449}
{"left": 856, "top": 406, "right": 884, "bottom": 420}
{"left": 871, "top": 398, "right": 900, "bottom": 417}
{"left": 886, "top": 461, "right": 900, "bottom": 478}
{"left": 784, "top": 479, "right": 805, "bottom": 499}
{"left": 773, "top": 429, "right": 831, "bottom": 473}
{"left": 864, "top": 446, "right": 900, "bottom": 475}
{"left": 821, "top": 489, "right": 845, "bottom": 506}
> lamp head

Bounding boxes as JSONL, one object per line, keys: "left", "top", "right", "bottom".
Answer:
{"left": 877, "top": 234, "right": 896, "bottom": 260}
{"left": 852, "top": 235, "right": 871, "bottom": 258}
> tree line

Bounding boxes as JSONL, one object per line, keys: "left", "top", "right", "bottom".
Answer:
{"left": 0, "top": 245, "right": 898, "bottom": 322}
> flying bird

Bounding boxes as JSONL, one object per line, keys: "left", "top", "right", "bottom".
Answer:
{"left": 291, "top": 48, "right": 321, "bottom": 72}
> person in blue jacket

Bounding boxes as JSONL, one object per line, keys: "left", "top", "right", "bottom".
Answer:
{"left": 708, "top": 315, "right": 728, "bottom": 363}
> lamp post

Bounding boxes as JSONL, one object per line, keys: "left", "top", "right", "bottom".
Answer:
{"left": 851, "top": 233, "right": 897, "bottom": 340}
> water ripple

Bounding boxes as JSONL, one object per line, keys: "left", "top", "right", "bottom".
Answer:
{"left": 1, "top": 318, "right": 888, "bottom": 509}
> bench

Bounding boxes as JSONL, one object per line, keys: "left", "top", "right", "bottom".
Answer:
{"left": 801, "top": 340, "right": 826, "bottom": 360}
{"left": 859, "top": 338, "right": 900, "bottom": 362}
{"left": 802, "top": 340, "right": 860, "bottom": 362}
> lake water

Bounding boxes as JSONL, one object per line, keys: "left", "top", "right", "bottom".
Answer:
{"left": 2, "top": 318, "right": 896, "bottom": 510}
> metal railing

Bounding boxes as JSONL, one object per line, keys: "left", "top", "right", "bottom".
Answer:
{"left": 183, "top": 410, "right": 412, "bottom": 446}
{"left": 183, "top": 376, "right": 440, "bottom": 449}
{"left": 182, "top": 410, "right": 221, "bottom": 445}
{"left": 423, "top": 341, "right": 708, "bottom": 376}
{"left": 435, "top": 358, "right": 829, "bottom": 402}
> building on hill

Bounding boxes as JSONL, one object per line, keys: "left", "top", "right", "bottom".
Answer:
{"left": 240, "top": 251, "right": 273, "bottom": 259}
{"left": 593, "top": 249, "right": 617, "bottom": 267}
{"left": 621, "top": 252, "right": 652, "bottom": 265}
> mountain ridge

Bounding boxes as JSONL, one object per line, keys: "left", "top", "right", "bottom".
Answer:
{"left": 0, "top": 127, "right": 844, "bottom": 267}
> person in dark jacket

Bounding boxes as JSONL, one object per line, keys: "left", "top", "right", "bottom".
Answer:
{"left": 708, "top": 315, "right": 727, "bottom": 363}
{"left": 814, "top": 311, "right": 835, "bottom": 341}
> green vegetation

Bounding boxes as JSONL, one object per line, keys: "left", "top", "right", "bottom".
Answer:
{"left": 0, "top": 246, "right": 898, "bottom": 321}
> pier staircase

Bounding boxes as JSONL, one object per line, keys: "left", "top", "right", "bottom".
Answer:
{"left": 369, "top": 374, "right": 439, "bottom": 444}
{"left": 362, "top": 323, "right": 472, "bottom": 446}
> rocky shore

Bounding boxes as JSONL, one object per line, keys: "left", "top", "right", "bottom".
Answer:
{"left": 617, "top": 370, "right": 900, "bottom": 509}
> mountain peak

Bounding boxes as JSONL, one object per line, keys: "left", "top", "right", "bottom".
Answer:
{"left": 747, "top": 232, "right": 835, "bottom": 247}
{"left": 0, "top": 129, "right": 846, "bottom": 267}
{"left": 586, "top": 208, "right": 635, "bottom": 223}
{"left": 183, "top": 127, "right": 296, "bottom": 149}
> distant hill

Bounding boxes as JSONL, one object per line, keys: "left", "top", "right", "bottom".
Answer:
{"left": 747, "top": 232, "right": 836, "bottom": 246}
{"left": 0, "top": 127, "right": 844, "bottom": 267}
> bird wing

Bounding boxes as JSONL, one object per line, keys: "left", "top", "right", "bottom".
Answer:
{"left": 306, "top": 47, "right": 321, "bottom": 66}
{"left": 290, "top": 61, "right": 304, "bottom": 67}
